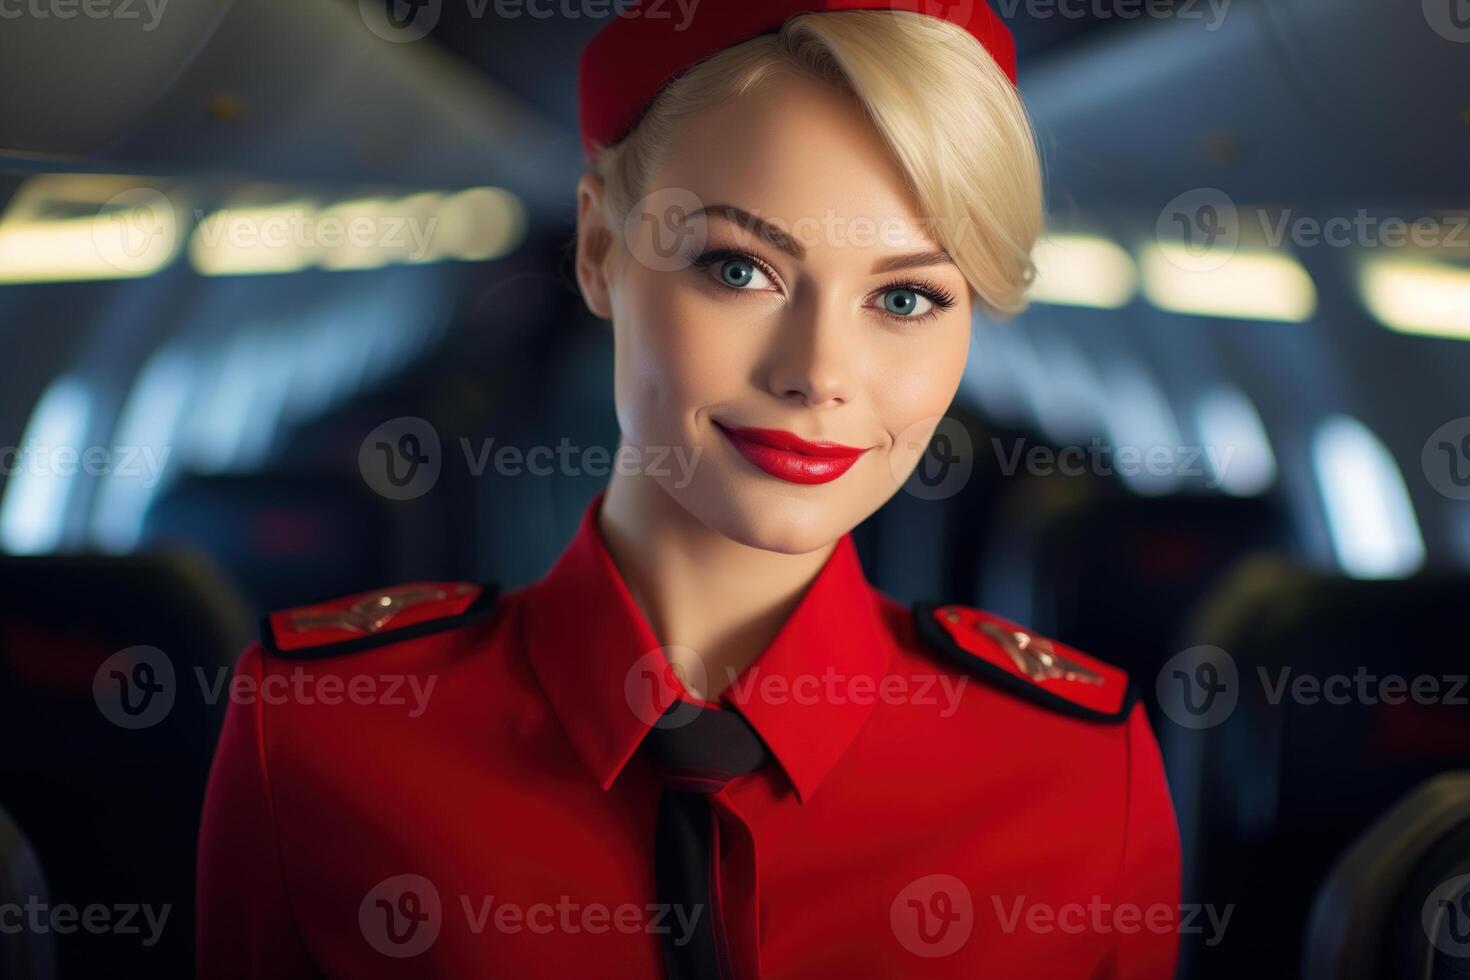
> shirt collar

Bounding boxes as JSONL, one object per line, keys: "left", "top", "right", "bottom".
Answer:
{"left": 521, "top": 490, "right": 891, "bottom": 804}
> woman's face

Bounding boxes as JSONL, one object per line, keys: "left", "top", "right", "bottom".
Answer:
{"left": 578, "top": 72, "right": 973, "bottom": 554}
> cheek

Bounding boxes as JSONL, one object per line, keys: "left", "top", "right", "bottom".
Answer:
{"left": 611, "top": 269, "right": 759, "bottom": 441}
{"left": 872, "top": 323, "right": 971, "bottom": 438}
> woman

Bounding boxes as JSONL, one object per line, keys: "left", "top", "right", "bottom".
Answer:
{"left": 197, "top": 3, "right": 1181, "bottom": 978}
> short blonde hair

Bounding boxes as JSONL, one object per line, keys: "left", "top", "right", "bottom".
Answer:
{"left": 589, "top": 10, "right": 1044, "bottom": 318}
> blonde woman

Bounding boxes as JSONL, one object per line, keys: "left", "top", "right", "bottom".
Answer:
{"left": 197, "top": 3, "right": 1181, "bottom": 978}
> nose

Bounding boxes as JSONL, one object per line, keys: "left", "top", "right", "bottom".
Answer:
{"left": 765, "top": 291, "right": 856, "bottom": 410}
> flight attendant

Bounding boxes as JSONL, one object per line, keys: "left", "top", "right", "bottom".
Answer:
{"left": 197, "top": 3, "right": 1181, "bottom": 978}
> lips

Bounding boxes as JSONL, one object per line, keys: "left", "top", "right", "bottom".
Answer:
{"left": 715, "top": 423, "right": 868, "bottom": 485}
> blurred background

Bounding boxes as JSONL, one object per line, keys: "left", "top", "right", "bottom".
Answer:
{"left": 0, "top": 0, "right": 1467, "bottom": 977}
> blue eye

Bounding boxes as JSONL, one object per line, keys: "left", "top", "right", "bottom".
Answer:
{"left": 720, "top": 259, "right": 756, "bottom": 287}
{"left": 690, "top": 248, "right": 779, "bottom": 292}
{"left": 882, "top": 287, "right": 932, "bottom": 317}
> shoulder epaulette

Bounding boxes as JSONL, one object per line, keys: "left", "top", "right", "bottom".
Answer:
{"left": 911, "top": 601, "right": 1138, "bottom": 723}
{"left": 261, "top": 581, "right": 501, "bottom": 659}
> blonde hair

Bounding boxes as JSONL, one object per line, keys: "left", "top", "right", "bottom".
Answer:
{"left": 589, "top": 10, "right": 1044, "bottom": 318}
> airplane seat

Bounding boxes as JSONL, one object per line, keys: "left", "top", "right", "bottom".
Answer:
{"left": 142, "top": 471, "right": 414, "bottom": 613}
{"left": 0, "top": 804, "right": 55, "bottom": 980}
{"left": 0, "top": 551, "right": 252, "bottom": 978}
{"left": 1302, "top": 772, "right": 1470, "bottom": 980}
{"left": 853, "top": 402, "right": 1017, "bottom": 605}
{"left": 1168, "top": 556, "right": 1470, "bottom": 980}
{"left": 467, "top": 314, "right": 622, "bottom": 590}
{"left": 974, "top": 474, "right": 1287, "bottom": 681}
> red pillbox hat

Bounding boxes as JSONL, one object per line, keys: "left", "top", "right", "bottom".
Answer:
{"left": 578, "top": 0, "right": 1017, "bottom": 162}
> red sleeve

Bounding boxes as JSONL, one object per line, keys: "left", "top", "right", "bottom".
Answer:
{"left": 196, "top": 643, "right": 318, "bottom": 979}
{"left": 1112, "top": 701, "right": 1183, "bottom": 980}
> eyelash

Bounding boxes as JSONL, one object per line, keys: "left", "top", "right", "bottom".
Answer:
{"left": 687, "top": 246, "right": 958, "bottom": 323}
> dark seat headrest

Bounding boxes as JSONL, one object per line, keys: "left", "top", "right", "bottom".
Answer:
{"left": 1304, "top": 773, "right": 1470, "bottom": 979}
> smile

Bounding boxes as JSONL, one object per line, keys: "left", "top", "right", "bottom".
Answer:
{"left": 714, "top": 423, "right": 868, "bottom": 485}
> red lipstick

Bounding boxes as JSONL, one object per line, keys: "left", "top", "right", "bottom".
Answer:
{"left": 715, "top": 423, "right": 868, "bottom": 485}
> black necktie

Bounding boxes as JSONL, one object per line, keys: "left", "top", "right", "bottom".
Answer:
{"left": 639, "top": 699, "right": 770, "bottom": 980}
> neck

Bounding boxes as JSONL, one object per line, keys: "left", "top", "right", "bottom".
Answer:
{"left": 598, "top": 453, "right": 837, "bottom": 701}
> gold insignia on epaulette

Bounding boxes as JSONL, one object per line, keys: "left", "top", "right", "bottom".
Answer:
{"left": 288, "top": 584, "right": 474, "bottom": 635}
{"left": 975, "top": 621, "right": 1103, "bottom": 685}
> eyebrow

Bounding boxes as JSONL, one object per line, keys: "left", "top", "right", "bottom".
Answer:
{"left": 870, "top": 249, "right": 954, "bottom": 274}
{"left": 696, "top": 204, "right": 804, "bottom": 260}
{"left": 695, "top": 204, "right": 954, "bottom": 275}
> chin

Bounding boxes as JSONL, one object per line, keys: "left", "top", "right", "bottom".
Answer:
{"left": 667, "top": 471, "right": 868, "bottom": 556}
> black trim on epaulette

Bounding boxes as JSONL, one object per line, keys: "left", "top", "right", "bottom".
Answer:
{"left": 260, "top": 583, "right": 503, "bottom": 660}
{"left": 911, "top": 600, "right": 1139, "bottom": 724}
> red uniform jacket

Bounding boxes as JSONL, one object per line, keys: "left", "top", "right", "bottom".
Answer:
{"left": 197, "top": 491, "right": 1181, "bottom": 979}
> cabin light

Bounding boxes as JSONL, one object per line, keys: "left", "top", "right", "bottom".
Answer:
{"left": 1359, "top": 255, "right": 1470, "bottom": 340}
{"left": 1028, "top": 234, "right": 1138, "bottom": 309}
{"left": 90, "top": 346, "right": 195, "bottom": 552}
{"left": 0, "top": 176, "right": 180, "bottom": 284}
{"left": 189, "top": 199, "right": 321, "bottom": 276}
{"left": 189, "top": 187, "right": 524, "bottom": 276}
{"left": 0, "top": 375, "right": 94, "bottom": 554}
{"left": 1139, "top": 243, "right": 1317, "bottom": 322}
{"left": 1311, "top": 414, "right": 1426, "bottom": 579}
{"left": 1194, "top": 387, "right": 1277, "bottom": 496}
{"left": 317, "top": 197, "right": 399, "bottom": 272}
{"left": 418, "top": 187, "right": 526, "bottom": 263}
{"left": 1101, "top": 358, "right": 1186, "bottom": 497}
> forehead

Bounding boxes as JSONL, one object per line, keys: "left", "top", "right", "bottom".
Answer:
{"left": 648, "top": 73, "right": 942, "bottom": 255}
